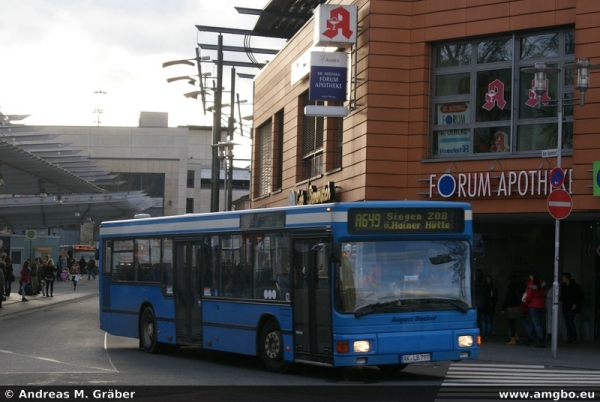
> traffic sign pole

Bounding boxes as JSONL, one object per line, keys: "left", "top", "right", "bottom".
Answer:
{"left": 551, "top": 101, "right": 564, "bottom": 359}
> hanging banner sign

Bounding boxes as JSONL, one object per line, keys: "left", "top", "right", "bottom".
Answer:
{"left": 309, "top": 51, "right": 347, "bottom": 102}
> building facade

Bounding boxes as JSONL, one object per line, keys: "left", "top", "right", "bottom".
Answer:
{"left": 35, "top": 112, "right": 250, "bottom": 217}
{"left": 251, "top": 0, "right": 600, "bottom": 341}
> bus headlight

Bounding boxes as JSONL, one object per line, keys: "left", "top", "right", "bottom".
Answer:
{"left": 458, "top": 335, "right": 473, "bottom": 347}
{"left": 353, "top": 340, "right": 370, "bottom": 353}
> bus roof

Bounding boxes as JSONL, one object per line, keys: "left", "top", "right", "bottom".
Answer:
{"left": 99, "top": 201, "right": 472, "bottom": 238}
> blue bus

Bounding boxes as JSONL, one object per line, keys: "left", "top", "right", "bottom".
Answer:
{"left": 99, "top": 201, "right": 480, "bottom": 372}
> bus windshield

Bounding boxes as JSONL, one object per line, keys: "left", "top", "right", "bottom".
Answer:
{"left": 336, "top": 240, "right": 472, "bottom": 315}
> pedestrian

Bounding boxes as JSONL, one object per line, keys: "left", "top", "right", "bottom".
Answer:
{"left": 30, "top": 258, "right": 40, "bottom": 295}
{"left": 482, "top": 275, "right": 498, "bottom": 338}
{"left": 56, "top": 255, "right": 63, "bottom": 281}
{"left": 502, "top": 274, "right": 524, "bottom": 345}
{"left": 39, "top": 259, "right": 47, "bottom": 296}
{"left": 87, "top": 256, "right": 96, "bottom": 280}
{"left": 44, "top": 258, "right": 56, "bottom": 297}
{"left": 559, "top": 272, "right": 584, "bottom": 344}
{"left": 73, "top": 272, "right": 81, "bottom": 290}
{"left": 524, "top": 271, "right": 546, "bottom": 348}
{"left": 79, "top": 256, "right": 87, "bottom": 275}
{"left": 473, "top": 269, "right": 489, "bottom": 336}
{"left": 4, "top": 256, "right": 14, "bottom": 297}
{"left": 20, "top": 260, "right": 31, "bottom": 302}
{"left": 0, "top": 261, "right": 6, "bottom": 308}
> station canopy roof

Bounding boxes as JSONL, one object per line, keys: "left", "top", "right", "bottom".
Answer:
{"left": 0, "top": 118, "right": 154, "bottom": 230}
{"left": 244, "top": 0, "right": 327, "bottom": 40}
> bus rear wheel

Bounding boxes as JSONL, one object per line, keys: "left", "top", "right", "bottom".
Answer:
{"left": 260, "top": 320, "right": 291, "bottom": 373}
{"left": 140, "top": 307, "right": 160, "bottom": 354}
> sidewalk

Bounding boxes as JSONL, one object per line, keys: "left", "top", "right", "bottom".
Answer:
{"left": 2, "top": 282, "right": 599, "bottom": 371}
{"left": 473, "top": 336, "right": 600, "bottom": 371}
{"left": 0, "top": 277, "right": 99, "bottom": 320}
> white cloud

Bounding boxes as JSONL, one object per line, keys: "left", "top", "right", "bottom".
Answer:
{"left": 0, "top": 0, "right": 283, "bottom": 140}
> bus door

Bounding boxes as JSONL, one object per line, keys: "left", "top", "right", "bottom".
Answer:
{"left": 174, "top": 239, "right": 207, "bottom": 345}
{"left": 291, "top": 236, "right": 333, "bottom": 365}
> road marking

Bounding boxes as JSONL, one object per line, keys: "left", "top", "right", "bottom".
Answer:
{"left": 0, "top": 349, "right": 116, "bottom": 372}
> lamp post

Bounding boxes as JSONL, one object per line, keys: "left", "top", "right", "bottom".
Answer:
{"left": 212, "top": 140, "right": 238, "bottom": 211}
{"left": 93, "top": 89, "right": 106, "bottom": 126}
{"left": 522, "top": 58, "right": 600, "bottom": 358}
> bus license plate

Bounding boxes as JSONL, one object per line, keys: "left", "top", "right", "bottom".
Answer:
{"left": 401, "top": 353, "right": 431, "bottom": 363}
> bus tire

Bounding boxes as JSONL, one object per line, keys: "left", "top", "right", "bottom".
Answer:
{"left": 140, "top": 307, "right": 160, "bottom": 354}
{"left": 260, "top": 320, "right": 291, "bottom": 373}
{"left": 377, "top": 364, "right": 408, "bottom": 373}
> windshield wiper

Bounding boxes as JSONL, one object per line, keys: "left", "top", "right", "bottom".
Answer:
{"left": 354, "top": 300, "right": 400, "bottom": 318}
{"left": 414, "top": 298, "right": 469, "bottom": 314}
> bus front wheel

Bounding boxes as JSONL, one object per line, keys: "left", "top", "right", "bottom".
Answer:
{"left": 140, "top": 307, "right": 160, "bottom": 354}
{"left": 260, "top": 320, "right": 291, "bottom": 373}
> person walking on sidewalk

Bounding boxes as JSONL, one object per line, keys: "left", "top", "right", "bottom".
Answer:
{"left": 73, "top": 272, "right": 81, "bottom": 290}
{"left": 559, "top": 272, "right": 584, "bottom": 344}
{"left": 20, "top": 261, "right": 31, "bottom": 302}
{"left": 87, "top": 257, "right": 96, "bottom": 280}
{"left": 44, "top": 258, "right": 56, "bottom": 297}
{"left": 524, "top": 271, "right": 546, "bottom": 348}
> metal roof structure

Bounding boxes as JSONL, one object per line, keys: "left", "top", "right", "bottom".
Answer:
{"left": 0, "top": 191, "right": 157, "bottom": 229}
{"left": 0, "top": 115, "right": 154, "bottom": 229}
{"left": 236, "top": 0, "right": 326, "bottom": 40}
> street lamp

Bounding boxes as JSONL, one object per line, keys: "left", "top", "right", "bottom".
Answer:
{"left": 93, "top": 89, "right": 107, "bottom": 126}
{"left": 522, "top": 57, "right": 600, "bottom": 358}
{"left": 212, "top": 140, "right": 238, "bottom": 211}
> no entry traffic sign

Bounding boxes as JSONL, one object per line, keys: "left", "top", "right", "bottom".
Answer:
{"left": 547, "top": 189, "right": 572, "bottom": 220}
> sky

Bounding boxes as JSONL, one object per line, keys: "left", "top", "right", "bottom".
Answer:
{"left": 0, "top": 0, "right": 287, "bottom": 160}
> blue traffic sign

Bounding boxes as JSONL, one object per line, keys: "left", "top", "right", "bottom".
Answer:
{"left": 550, "top": 167, "right": 565, "bottom": 188}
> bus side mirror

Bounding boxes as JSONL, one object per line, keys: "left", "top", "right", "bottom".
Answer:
{"left": 473, "top": 233, "right": 485, "bottom": 260}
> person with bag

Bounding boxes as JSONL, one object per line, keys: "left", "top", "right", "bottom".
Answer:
{"left": 44, "top": 258, "right": 56, "bottom": 297}
{"left": 560, "top": 272, "right": 584, "bottom": 344}
{"left": 524, "top": 271, "right": 546, "bottom": 348}
{"left": 19, "top": 260, "right": 31, "bottom": 302}
{"left": 73, "top": 272, "right": 81, "bottom": 290}
{"left": 502, "top": 275, "right": 523, "bottom": 345}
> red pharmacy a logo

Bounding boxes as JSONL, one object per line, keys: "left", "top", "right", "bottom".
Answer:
{"left": 322, "top": 7, "right": 353, "bottom": 39}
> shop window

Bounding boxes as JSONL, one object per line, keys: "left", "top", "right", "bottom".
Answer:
{"left": 431, "top": 28, "right": 574, "bottom": 158}
{"left": 257, "top": 120, "right": 272, "bottom": 196}
{"left": 301, "top": 91, "right": 324, "bottom": 180}
{"left": 275, "top": 110, "right": 284, "bottom": 190}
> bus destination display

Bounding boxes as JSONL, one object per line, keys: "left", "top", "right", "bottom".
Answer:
{"left": 348, "top": 208, "right": 464, "bottom": 234}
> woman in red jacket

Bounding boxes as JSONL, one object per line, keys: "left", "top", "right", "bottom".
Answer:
{"left": 20, "top": 260, "right": 31, "bottom": 302}
{"left": 524, "top": 271, "right": 546, "bottom": 348}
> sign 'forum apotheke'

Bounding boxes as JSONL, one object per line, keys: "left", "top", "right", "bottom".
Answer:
{"left": 428, "top": 169, "right": 573, "bottom": 198}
